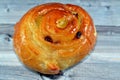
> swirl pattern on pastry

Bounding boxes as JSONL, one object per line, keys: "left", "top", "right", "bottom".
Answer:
{"left": 13, "top": 3, "right": 97, "bottom": 74}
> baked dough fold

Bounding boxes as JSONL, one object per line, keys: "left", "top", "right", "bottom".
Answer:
{"left": 13, "top": 3, "right": 97, "bottom": 74}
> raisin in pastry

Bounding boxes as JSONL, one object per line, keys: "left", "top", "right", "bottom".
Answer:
{"left": 13, "top": 3, "right": 97, "bottom": 74}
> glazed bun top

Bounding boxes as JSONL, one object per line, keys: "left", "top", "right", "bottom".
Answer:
{"left": 13, "top": 3, "right": 97, "bottom": 74}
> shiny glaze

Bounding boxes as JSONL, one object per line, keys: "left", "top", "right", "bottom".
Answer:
{"left": 13, "top": 3, "right": 97, "bottom": 74}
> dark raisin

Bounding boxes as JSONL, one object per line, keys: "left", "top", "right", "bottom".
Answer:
{"left": 76, "top": 31, "right": 82, "bottom": 39}
{"left": 73, "top": 12, "right": 78, "bottom": 18}
{"left": 44, "top": 36, "right": 53, "bottom": 43}
{"left": 75, "top": 13, "right": 78, "bottom": 18}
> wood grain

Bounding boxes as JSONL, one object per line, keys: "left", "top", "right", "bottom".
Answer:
{"left": 0, "top": 0, "right": 120, "bottom": 26}
{"left": 0, "top": 25, "right": 120, "bottom": 80}
{"left": 1, "top": 63, "right": 120, "bottom": 80}
{"left": 0, "top": 0, "right": 120, "bottom": 80}
{"left": 0, "top": 66, "right": 42, "bottom": 80}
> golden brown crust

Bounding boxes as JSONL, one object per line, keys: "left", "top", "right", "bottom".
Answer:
{"left": 13, "top": 3, "right": 97, "bottom": 74}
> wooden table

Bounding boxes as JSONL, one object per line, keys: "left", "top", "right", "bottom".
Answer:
{"left": 0, "top": 0, "right": 120, "bottom": 80}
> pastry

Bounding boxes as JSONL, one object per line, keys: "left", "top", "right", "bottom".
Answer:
{"left": 13, "top": 3, "right": 97, "bottom": 74}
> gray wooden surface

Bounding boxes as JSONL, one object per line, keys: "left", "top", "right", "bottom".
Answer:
{"left": 0, "top": 0, "right": 120, "bottom": 26}
{"left": 0, "top": 0, "right": 120, "bottom": 80}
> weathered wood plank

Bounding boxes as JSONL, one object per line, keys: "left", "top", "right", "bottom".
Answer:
{"left": 0, "top": 24, "right": 14, "bottom": 35}
{"left": 1, "top": 34, "right": 120, "bottom": 65}
{"left": 0, "top": 32, "right": 120, "bottom": 64}
{"left": 1, "top": 24, "right": 120, "bottom": 35}
{"left": 0, "top": 0, "right": 120, "bottom": 7}
{"left": 0, "top": 0, "right": 120, "bottom": 26}
{"left": 0, "top": 66, "right": 42, "bottom": 80}
{"left": 0, "top": 24, "right": 120, "bottom": 51}
{"left": 64, "top": 63, "right": 120, "bottom": 80}
{"left": 0, "top": 63, "right": 120, "bottom": 80}
{"left": 0, "top": 34, "right": 13, "bottom": 51}
{"left": 0, "top": 34, "right": 120, "bottom": 80}
{"left": 0, "top": 0, "right": 120, "bottom": 80}
{"left": 0, "top": 29, "right": 120, "bottom": 80}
